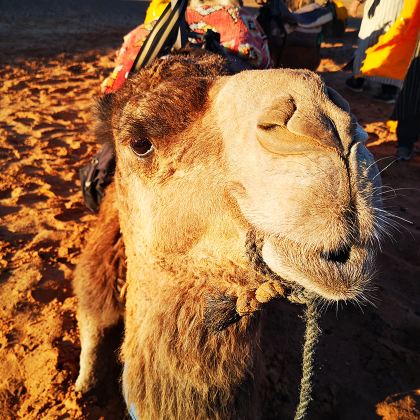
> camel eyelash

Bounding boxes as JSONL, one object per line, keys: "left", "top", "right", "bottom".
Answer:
{"left": 257, "top": 123, "right": 281, "bottom": 131}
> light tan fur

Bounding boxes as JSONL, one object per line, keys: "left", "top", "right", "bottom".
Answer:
{"left": 74, "top": 52, "right": 382, "bottom": 418}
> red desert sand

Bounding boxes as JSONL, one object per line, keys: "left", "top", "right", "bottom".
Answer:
{"left": 0, "top": 2, "right": 419, "bottom": 419}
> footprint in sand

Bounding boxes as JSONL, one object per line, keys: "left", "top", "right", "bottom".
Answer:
{"left": 50, "top": 87, "right": 73, "bottom": 95}
{"left": 67, "top": 64, "right": 84, "bottom": 74}
{"left": 14, "top": 117, "right": 35, "bottom": 127}
{"left": 54, "top": 207, "right": 87, "bottom": 222}
{"left": 51, "top": 110, "right": 79, "bottom": 121}
{"left": 9, "top": 80, "right": 28, "bottom": 91}
{"left": 48, "top": 138, "right": 68, "bottom": 149}
{"left": 31, "top": 266, "right": 70, "bottom": 304}
{"left": 34, "top": 122, "right": 65, "bottom": 131}
{"left": 16, "top": 193, "right": 49, "bottom": 207}
{"left": 43, "top": 173, "right": 76, "bottom": 198}
{"left": 37, "top": 78, "right": 66, "bottom": 86}
{"left": 0, "top": 206, "right": 21, "bottom": 218}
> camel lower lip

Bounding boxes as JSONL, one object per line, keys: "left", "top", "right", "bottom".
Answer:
{"left": 261, "top": 238, "right": 372, "bottom": 301}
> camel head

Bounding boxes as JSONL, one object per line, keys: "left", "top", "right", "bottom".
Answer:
{"left": 105, "top": 52, "right": 382, "bottom": 304}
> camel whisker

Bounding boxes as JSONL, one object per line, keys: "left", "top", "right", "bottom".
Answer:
{"left": 372, "top": 158, "right": 398, "bottom": 180}
{"left": 375, "top": 208, "right": 414, "bottom": 225}
{"left": 365, "top": 155, "right": 395, "bottom": 172}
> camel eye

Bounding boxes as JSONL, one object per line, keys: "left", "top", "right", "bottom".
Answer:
{"left": 130, "top": 138, "right": 154, "bottom": 158}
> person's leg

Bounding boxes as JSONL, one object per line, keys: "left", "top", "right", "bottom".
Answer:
{"left": 396, "top": 116, "right": 420, "bottom": 160}
{"left": 382, "top": 84, "right": 398, "bottom": 94}
{"left": 374, "top": 83, "right": 399, "bottom": 103}
{"left": 345, "top": 76, "right": 365, "bottom": 92}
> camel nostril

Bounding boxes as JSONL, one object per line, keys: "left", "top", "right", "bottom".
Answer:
{"left": 321, "top": 245, "right": 351, "bottom": 264}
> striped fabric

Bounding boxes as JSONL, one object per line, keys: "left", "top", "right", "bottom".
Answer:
{"left": 134, "top": 0, "right": 188, "bottom": 71}
{"left": 393, "top": 33, "right": 420, "bottom": 120}
{"left": 102, "top": 0, "right": 187, "bottom": 94}
{"left": 353, "top": 0, "right": 404, "bottom": 87}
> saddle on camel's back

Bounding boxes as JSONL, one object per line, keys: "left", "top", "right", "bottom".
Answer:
{"left": 101, "top": 0, "right": 347, "bottom": 93}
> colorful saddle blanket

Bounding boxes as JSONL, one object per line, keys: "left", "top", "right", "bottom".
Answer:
{"left": 102, "top": 6, "right": 271, "bottom": 94}
{"left": 186, "top": 6, "right": 271, "bottom": 69}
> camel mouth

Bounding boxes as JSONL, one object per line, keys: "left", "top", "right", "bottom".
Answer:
{"left": 261, "top": 237, "right": 374, "bottom": 301}
{"left": 320, "top": 244, "right": 351, "bottom": 265}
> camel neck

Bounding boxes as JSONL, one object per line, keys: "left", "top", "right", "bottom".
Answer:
{"left": 121, "top": 253, "right": 263, "bottom": 420}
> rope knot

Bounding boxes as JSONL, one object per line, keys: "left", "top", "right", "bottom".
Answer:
{"left": 236, "top": 280, "right": 286, "bottom": 316}
{"left": 236, "top": 289, "right": 261, "bottom": 316}
{"left": 255, "top": 279, "right": 286, "bottom": 303}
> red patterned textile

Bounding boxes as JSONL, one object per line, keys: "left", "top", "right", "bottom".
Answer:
{"left": 102, "top": 6, "right": 271, "bottom": 93}
{"left": 101, "top": 21, "right": 157, "bottom": 94}
{"left": 186, "top": 6, "right": 271, "bottom": 69}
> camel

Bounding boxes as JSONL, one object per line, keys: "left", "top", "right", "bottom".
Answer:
{"left": 73, "top": 51, "right": 382, "bottom": 419}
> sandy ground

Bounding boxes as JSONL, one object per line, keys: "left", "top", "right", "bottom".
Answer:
{"left": 1, "top": 1, "right": 420, "bottom": 419}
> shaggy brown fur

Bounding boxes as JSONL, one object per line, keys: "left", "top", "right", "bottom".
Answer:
{"left": 74, "top": 50, "right": 382, "bottom": 419}
{"left": 74, "top": 184, "right": 125, "bottom": 316}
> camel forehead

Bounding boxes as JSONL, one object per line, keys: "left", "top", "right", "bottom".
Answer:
{"left": 217, "top": 69, "right": 326, "bottom": 108}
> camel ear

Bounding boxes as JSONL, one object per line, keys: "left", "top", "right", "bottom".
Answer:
{"left": 95, "top": 93, "right": 115, "bottom": 145}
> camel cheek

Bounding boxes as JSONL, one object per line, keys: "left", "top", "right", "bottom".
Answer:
{"left": 227, "top": 148, "right": 351, "bottom": 249}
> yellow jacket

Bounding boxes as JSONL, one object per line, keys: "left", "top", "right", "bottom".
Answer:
{"left": 145, "top": 0, "right": 170, "bottom": 24}
{"left": 361, "top": 0, "right": 420, "bottom": 81}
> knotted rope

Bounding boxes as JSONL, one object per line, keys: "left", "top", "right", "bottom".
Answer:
{"left": 236, "top": 229, "right": 320, "bottom": 420}
{"left": 239, "top": 229, "right": 310, "bottom": 315}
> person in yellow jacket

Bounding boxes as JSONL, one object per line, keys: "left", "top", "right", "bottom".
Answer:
{"left": 360, "top": 1, "right": 420, "bottom": 160}
{"left": 346, "top": 0, "right": 404, "bottom": 103}
{"left": 361, "top": 0, "right": 420, "bottom": 82}
{"left": 392, "top": 35, "right": 420, "bottom": 160}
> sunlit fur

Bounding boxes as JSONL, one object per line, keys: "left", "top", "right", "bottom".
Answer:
{"left": 74, "top": 52, "right": 383, "bottom": 418}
